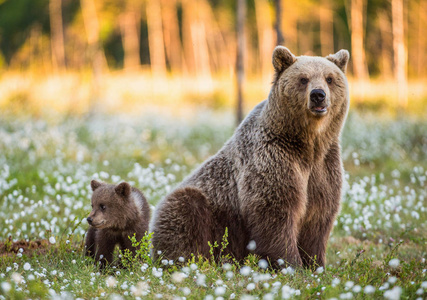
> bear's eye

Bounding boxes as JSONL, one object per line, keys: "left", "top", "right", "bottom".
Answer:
{"left": 326, "top": 77, "right": 333, "bottom": 84}
{"left": 300, "top": 78, "right": 309, "bottom": 85}
{"left": 100, "top": 204, "right": 106, "bottom": 211}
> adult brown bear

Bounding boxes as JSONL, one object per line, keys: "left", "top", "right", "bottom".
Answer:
{"left": 151, "top": 46, "right": 350, "bottom": 268}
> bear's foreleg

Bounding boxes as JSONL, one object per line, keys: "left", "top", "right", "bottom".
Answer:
{"left": 94, "top": 232, "right": 119, "bottom": 268}
{"left": 247, "top": 205, "right": 304, "bottom": 268}
{"left": 298, "top": 143, "right": 342, "bottom": 268}
{"left": 85, "top": 227, "right": 97, "bottom": 258}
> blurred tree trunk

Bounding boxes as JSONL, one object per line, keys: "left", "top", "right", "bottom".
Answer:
{"left": 391, "top": 0, "right": 408, "bottom": 109}
{"left": 350, "top": 0, "right": 369, "bottom": 81}
{"left": 80, "top": 0, "right": 108, "bottom": 74}
{"left": 80, "top": 0, "right": 108, "bottom": 112}
{"left": 146, "top": 0, "right": 167, "bottom": 77}
{"left": 255, "top": 0, "right": 274, "bottom": 84}
{"left": 236, "top": 0, "right": 246, "bottom": 125}
{"left": 319, "top": 0, "right": 334, "bottom": 56}
{"left": 282, "top": 0, "right": 297, "bottom": 52}
{"left": 161, "top": 0, "right": 182, "bottom": 73}
{"left": 49, "top": 0, "right": 66, "bottom": 71}
{"left": 275, "top": 0, "right": 284, "bottom": 45}
{"left": 378, "top": 12, "right": 393, "bottom": 79}
{"left": 417, "top": 0, "right": 426, "bottom": 77}
{"left": 120, "top": 2, "right": 141, "bottom": 71}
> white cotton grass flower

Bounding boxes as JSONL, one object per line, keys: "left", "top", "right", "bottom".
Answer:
{"left": 1, "top": 282, "right": 11, "bottom": 292}
{"left": 171, "top": 272, "right": 186, "bottom": 283}
{"left": 196, "top": 274, "right": 207, "bottom": 286}
{"left": 389, "top": 258, "right": 400, "bottom": 268}
{"left": 11, "top": 272, "right": 22, "bottom": 284}
{"left": 49, "top": 236, "right": 56, "bottom": 244}
{"left": 214, "top": 286, "right": 226, "bottom": 296}
{"left": 384, "top": 286, "right": 402, "bottom": 300}
{"left": 240, "top": 266, "right": 251, "bottom": 276}
{"left": 388, "top": 276, "right": 397, "bottom": 284}
{"left": 281, "top": 266, "right": 295, "bottom": 275}
{"left": 106, "top": 276, "right": 117, "bottom": 287}
{"left": 258, "top": 259, "right": 268, "bottom": 269}
{"left": 246, "top": 240, "right": 256, "bottom": 251}
{"left": 332, "top": 278, "right": 340, "bottom": 287}
{"left": 23, "top": 263, "right": 31, "bottom": 271}
{"left": 180, "top": 287, "right": 191, "bottom": 296}
{"left": 364, "top": 285, "right": 375, "bottom": 294}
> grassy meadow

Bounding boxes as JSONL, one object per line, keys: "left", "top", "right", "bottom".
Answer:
{"left": 0, "top": 78, "right": 427, "bottom": 299}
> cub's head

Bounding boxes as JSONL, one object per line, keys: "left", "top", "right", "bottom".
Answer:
{"left": 271, "top": 46, "right": 349, "bottom": 126}
{"left": 87, "top": 180, "right": 135, "bottom": 230}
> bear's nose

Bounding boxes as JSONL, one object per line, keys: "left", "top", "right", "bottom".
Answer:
{"left": 87, "top": 217, "right": 93, "bottom": 224}
{"left": 310, "top": 89, "right": 326, "bottom": 104}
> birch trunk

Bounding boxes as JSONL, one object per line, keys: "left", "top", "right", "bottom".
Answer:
{"left": 350, "top": 0, "right": 369, "bottom": 80}
{"left": 392, "top": 0, "right": 408, "bottom": 109}
{"left": 49, "top": 0, "right": 66, "bottom": 71}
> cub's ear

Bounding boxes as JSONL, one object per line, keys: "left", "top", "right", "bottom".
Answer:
{"left": 272, "top": 46, "right": 296, "bottom": 73}
{"left": 115, "top": 182, "right": 131, "bottom": 199}
{"left": 91, "top": 180, "right": 102, "bottom": 191}
{"left": 326, "top": 49, "right": 350, "bottom": 73}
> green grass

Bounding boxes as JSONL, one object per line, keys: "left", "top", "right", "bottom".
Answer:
{"left": 0, "top": 110, "right": 426, "bottom": 299}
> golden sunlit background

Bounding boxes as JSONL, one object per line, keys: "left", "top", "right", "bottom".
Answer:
{"left": 0, "top": 0, "right": 426, "bottom": 118}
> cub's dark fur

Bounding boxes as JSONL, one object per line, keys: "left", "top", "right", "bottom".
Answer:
{"left": 85, "top": 180, "right": 150, "bottom": 267}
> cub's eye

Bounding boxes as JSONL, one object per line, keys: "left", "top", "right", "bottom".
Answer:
{"left": 300, "top": 78, "right": 309, "bottom": 84}
{"left": 326, "top": 77, "right": 333, "bottom": 84}
{"left": 100, "top": 204, "right": 106, "bottom": 211}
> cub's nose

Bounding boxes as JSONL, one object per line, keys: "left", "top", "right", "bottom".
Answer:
{"left": 87, "top": 217, "right": 93, "bottom": 225}
{"left": 310, "top": 89, "right": 326, "bottom": 104}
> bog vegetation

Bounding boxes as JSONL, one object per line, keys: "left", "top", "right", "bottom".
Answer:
{"left": 0, "top": 110, "right": 426, "bottom": 299}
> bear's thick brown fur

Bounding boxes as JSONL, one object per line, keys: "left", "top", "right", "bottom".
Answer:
{"left": 151, "top": 46, "right": 350, "bottom": 268}
{"left": 85, "top": 180, "right": 150, "bottom": 267}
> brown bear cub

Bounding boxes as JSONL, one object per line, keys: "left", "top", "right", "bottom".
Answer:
{"left": 85, "top": 180, "right": 150, "bottom": 267}
{"left": 151, "top": 46, "right": 350, "bottom": 269}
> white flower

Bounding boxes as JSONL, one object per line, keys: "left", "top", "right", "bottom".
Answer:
{"left": 106, "top": 276, "right": 117, "bottom": 287}
{"left": 384, "top": 286, "right": 402, "bottom": 300}
{"left": 246, "top": 240, "right": 256, "bottom": 251}
{"left": 364, "top": 285, "right": 375, "bottom": 294}
{"left": 12, "top": 272, "right": 22, "bottom": 284}
{"left": 180, "top": 287, "right": 191, "bottom": 296}
{"left": 196, "top": 274, "right": 206, "bottom": 286}
{"left": 388, "top": 276, "right": 397, "bottom": 284}
{"left": 215, "top": 286, "right": 226, "bottom": 295}
{"left": 352, "top": 285, "right": 361, "bottom": 293}
{"left": 49, "top": 236, "right": 56, "bottom": 244}
{"left": 258, "top": 259, "right": 268, "bottom": 269}
{"left": 171, "top": 272, "right": 185, "bottom": 283}
{"left": 23, "top": 263, "right": 31, "bottom": 271}
{"left": 246, "top": 283, "right": 256, "bottom": 291}
{"left": 315, "top": 266, "right": 324, "bottom": 274}
{"left": 332, "top": 278, "right": 341, "bottom": 287}
{"left": 240, "top": 266, "right": 251, "bottom": 276}
{"left": 1, "top": 282, "right": 11, "bottom": 292}
{"left": 389, "top": 259, "right": 400, "bottom": 268}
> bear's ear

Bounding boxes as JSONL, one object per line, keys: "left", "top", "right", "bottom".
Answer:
{"left": 115, "top": 182, "right": 131, "bottom": 199}
{"left": 91, "top": 180, "right": 102, "bottom": 191}
{"left": 326, "top": 49, "right": 350, "bottom": 73}
{"left": 272, "top": 46, "right": 296, "bottom": 73}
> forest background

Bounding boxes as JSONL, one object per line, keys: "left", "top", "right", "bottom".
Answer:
{"left": 0, "top": 0, "right": 426, "bottom": 119}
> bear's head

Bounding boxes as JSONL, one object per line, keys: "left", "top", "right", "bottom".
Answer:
{"left": 87, "top": 180, "right": 140, "bottom": 230}
{"left": 270, "top": 46, "right": 350, "bottom": 134}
